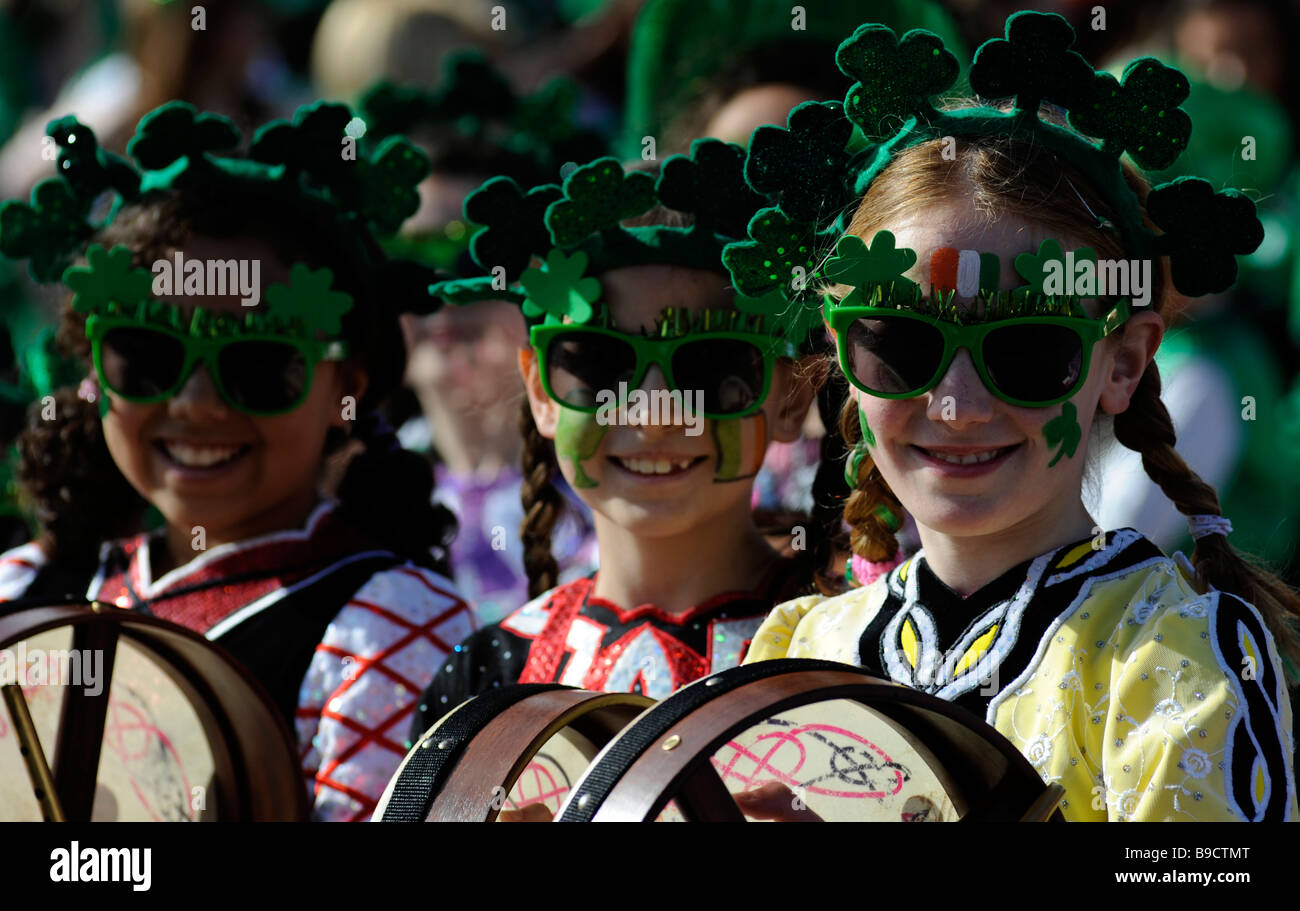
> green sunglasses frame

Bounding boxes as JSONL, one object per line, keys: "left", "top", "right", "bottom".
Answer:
{"left": 529, "top": 322, "right": 797, "bottom": 420}
{"left": 85, "top": 314, "right": 350, "bottom": 416}
{"left": 826, "top": 298, "right": 1132, "bottom": 408}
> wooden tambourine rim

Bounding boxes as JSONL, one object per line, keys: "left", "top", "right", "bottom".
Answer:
{"left": 0, "top": 601, "right": 309, "bottom": 821}
{"left": 558, "top": 659, "right": 1064, "bottom": 822}
{"left": 376, "top": 684, "right": 654, "bottom": 822}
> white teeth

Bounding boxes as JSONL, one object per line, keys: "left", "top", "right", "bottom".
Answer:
{"left": 928, "top": 448, "right": 1006, "bottom": 465}
{"left": 617, "top": 457, "right": 696, "bottom": 476}
{"left": 163, "top": 442, "right": 243, "bottom": 468}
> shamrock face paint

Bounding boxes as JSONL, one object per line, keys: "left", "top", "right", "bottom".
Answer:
{"left": 1043, "top": 400, "right": 1082, "bottom": 467}
{"left": 554, "top": 405, "right": 609, "bottom": 489}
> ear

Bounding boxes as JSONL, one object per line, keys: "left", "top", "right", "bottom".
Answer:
{"left": 1098, "top": 310, "right": 1163, "bottom": 415}
{"left": 766, "top": 355, "right": 827, "bottom": 443}
{"left": 328, "top": 362, "right": 370, "bottom": 430}
{"left": 518, "top": 346, "right": 560, "bottom": 440}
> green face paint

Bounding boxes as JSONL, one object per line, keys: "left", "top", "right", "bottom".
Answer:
{"left": 1043, "top": 400, "right": 1082, "bottom": 467}
{"left": 554, "top": 407, "right": 609, "bottom": 488}
{"left": 711, "top": 412, "right": 767, "bottom": 483}
{"left": 858, "top": 408, "right": 876, "bottom": 447}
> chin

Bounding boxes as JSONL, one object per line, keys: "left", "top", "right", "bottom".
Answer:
{"left": 913, "top": 496, "right": 1019, "bottom": 538}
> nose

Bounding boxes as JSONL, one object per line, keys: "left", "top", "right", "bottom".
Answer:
{"left": 925, "top": 348, "right": 994, "bottom": 427}
{"left": 167, "top": 360, "right": 234, "bottom": 421}
{"left": 626, "top": 364, "right": 685, "bottom": 437}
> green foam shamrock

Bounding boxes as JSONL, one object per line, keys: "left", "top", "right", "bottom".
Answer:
{"left": 264, "top": 263, "right": 355, "bottom": 336}
{"left": 126, "top": 102, "right": 241, "bottom": 171}
{"left": 1146, "top": 177, "right": 1263, "bottom": 297}
{"left": 744, "top": 102, "right": 854, "bottom": 222}
{"left": 511, "top": 78, "right": 578, "bottom": 146}
{"left": 0, "top": 179, "right": 92, "bottom": 282}
{"left": 250, "top": 102, "right": 354, "bottom": 186}
{"left": 464, "top": 177, "right": 563, "bottom": 281}
{"left": 656, "top": 139, "right": 764, "bottom": 238}
{"left": 62, "top": 244, "right": 153, "bottom": 314}
{"left": 722, "top": 207, "right": 824, "bottom": 300}
{"left": 519, "top": 248, "right": 601, "bottom": 324}
{"left": 1070, "top": 58, "right": 1191, "bottom": 171}
{"left": 357, "top": 135, "right": 429, "bottom": 234}
{"left": 823, "top": 232, "right": 918, "bottom": 294}
{"left": 1043, "top": 400, "right": 1081, "bottom": 466}
{"left": 546, "top": 158, "right": 657, "bottom": 248}
{"left": 835, "top": 25, "right": 959, "bottom": 140}
{"left": 1013, "top": 238, "right": 1096, "bottom": 296}
{"left": 968, "top": 11, "right": 1093, "bottom": 115}
{"left": 47, "top": 116, "right": 140, "bottom": 201}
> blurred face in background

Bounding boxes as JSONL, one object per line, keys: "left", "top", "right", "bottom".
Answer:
{"left": 402, "top": 299, "right": 528, "bottom": 416}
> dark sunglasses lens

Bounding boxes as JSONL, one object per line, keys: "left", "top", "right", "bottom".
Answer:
{"left": 100, "top": 327, "right": 186, "bottom": 398}
{"left": 544, "top": 331, "right": 637, "bottom": 409}
{"left": 844, "top": 316, "right": 945, "bottom": 395}
{"left": 217, "top": 341, "right": 308, "bottom": 412}
{"left": 672, "top": 338, "right": 766, "bottom": 415}
{"left": 982, "top": 324, "right": 1083, "bottom": 403}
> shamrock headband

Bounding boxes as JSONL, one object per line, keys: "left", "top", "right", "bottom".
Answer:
{"left": 724, "top": 10, "right": 1265, "bottom": 304}
{"left": 0, "top": 99, "right": 443, "bottom": 309}
{"left": 427, "top": 139, "right": 824, "bottom": 350}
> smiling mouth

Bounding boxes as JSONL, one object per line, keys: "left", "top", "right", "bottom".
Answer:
{"left": 156, "top": 440, "right": 252, "bottom": 469}
{"left": 913, "top": 444, "right": 1020, "bottom": 466}
{"left": 609, "top": 455, "right": 708, "bottom": 477}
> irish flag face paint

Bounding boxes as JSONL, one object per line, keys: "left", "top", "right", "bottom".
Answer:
{"left": 555, "top": 407, "right": 609, "bottom": 488}
{"left": 929, "top": 247, "right": 1001, "bottom": 298}
{"left": 711, "top": 412, "right": 767, "bottom": 482}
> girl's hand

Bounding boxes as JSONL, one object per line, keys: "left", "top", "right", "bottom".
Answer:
{"left": 497, "top": 804, "right": 555, "bottom": 822}
{"left": 734, "top": 782, "right": 824, "bottom": 822}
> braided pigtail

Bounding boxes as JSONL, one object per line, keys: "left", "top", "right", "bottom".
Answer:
{"left": 794, "top": 357, "right": 851, "bottom": 595}
{"left": 839, "top": 396, "right": 904, "bottom": 566}
{"left": 335, "top": 408, "right": 457, "bottom": 578}
{"left": 1113, "top": 362, "right": 1300, "bottom": 677}
{"left": 519, "top": 398, "right": 564, "bottom": 599}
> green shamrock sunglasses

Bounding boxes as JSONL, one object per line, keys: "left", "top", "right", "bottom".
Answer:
{"left": 826, "top": 299, "right": 1132, "bottom": 408}
{"left": 86, "top": 315, "right": 349, "bottom": 416}
{"left": 530, "top": 322, "right": 796, "bottom": 419}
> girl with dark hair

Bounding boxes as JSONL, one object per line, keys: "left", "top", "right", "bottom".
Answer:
{"left": 0, "top": 101, "right": 474, "bottom": 821}
{"left": 740, "top": 12, "right": 1298, "bottom": 821}
{"left": 407, "top": 148, "right": 848, "bottom": 772}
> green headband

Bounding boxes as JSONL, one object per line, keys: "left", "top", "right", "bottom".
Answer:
{"left": 427, "top": 139, "right": 825, "bottom": 351}
{"left": 723, "top": 10, "right": 1265, "bottom": 303}
{"left": 0, "top": 99, "right": 442, "bottom": 308}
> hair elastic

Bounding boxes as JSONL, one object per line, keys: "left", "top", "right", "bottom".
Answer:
{"left": 1187, "top": 514, "right": 1233, "bottom": 540}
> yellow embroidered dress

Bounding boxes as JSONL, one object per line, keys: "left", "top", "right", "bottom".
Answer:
{"left": 745, "top": 529, "right": 1298, "bottom": 821}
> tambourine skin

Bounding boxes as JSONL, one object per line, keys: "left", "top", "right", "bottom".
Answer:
{"left": 376, "top": 684, "right": 655, "bottom": 822}
{"left": 557, "top": 658, "right": 1065, "bottom": 822}
{"left": 0, "top": 600, "right": 309, "bottom": 822}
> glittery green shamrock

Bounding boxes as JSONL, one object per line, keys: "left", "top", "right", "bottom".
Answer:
{"left": 126, "top": 102, "right": 241, "bottom": 171}
{"left": 519, "top": 248, "right": 601, "bottom": 324}
{"left": 656, "top": 139, "right": 764, "bottom": 238}
{"left": 1043, "top": 400, "right": 1081, "bottom": 466}
{"left": 1013, "top": 238, "right": 1096, "bottom": 296}
{"left": 1070, "top": 58, "right": 1191, "bottom": 171}
{"left": 0, "top": 179, "right": 92, "bottom": 282}
{"left": 47, "top": 116, "right": 140, "bottom": 201}
{"left": 62, "top": 244, "right": 153, "bottom": 314}
{"left": 1146, "top": 177, "right": 1263, "bottom": 297}
{"left": 358, "top": 82, "right": 437, "bottom": 140}
{"left": 264, "top": 263, "right": 355, "bottom": 336}
{"left": 835, "top": 25, "right": 960, "bottom": 140}
{"left": 968, "top": 11, "right": 1093, "bottom": 115}
{"left": 545, "top": 158, "right": 657, "bottom": 247}
{"left": 722, "top": 207, "right": 825, "bottom": 300}
{"left": 743, "top": 102, "right": 853, "bottom": 221}
{"left": 823, "top": 232, "right": 918, "bottom": 295}
{"left": 464, "top": 177, "right": 563, "bottom": 280}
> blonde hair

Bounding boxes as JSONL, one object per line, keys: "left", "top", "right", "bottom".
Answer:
{"left": 837, "top": 134, "right": 1300, "bottom": 676}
